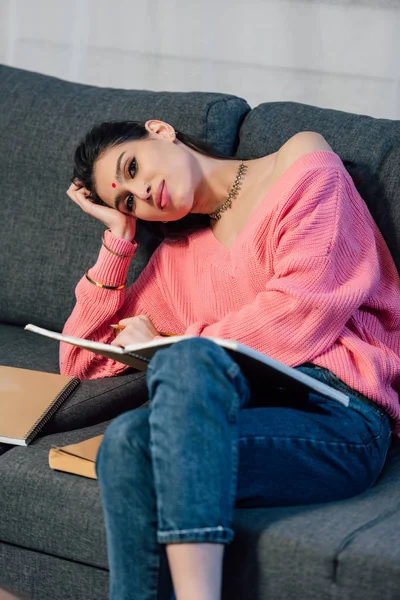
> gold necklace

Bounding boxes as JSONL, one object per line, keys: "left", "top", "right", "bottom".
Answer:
{"left": 208, "top": 160, "right": 248, "bottom": 220}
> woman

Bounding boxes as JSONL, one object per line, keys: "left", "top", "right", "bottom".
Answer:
{"left": 63, "top": 120, "right": 400, "bottom": 600}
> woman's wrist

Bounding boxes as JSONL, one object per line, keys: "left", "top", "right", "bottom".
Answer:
{"left": 86, "top": 230, "right": 137, "bottom": 289}
{"left": 109, "top": 227, "right": 136, "bottom": 242}
{"left": 103, "top": 229, "right": 138, "bottom": 255}
{"left": 102, "top": 231, "right": 137, "bottom": 258}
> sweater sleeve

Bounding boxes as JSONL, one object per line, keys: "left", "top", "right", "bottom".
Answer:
{"left": 185, "top": 167, "right": 381, "bottom": 366}
{"left": 60, "top": 229, "right": 170, "bottom": 379}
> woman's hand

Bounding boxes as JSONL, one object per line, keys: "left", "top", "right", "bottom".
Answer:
{"left": 66, "top": 182, "right": 137, "bottom": 242}
{"left": 110, "top": 315, "right": 160, "bottom": 347}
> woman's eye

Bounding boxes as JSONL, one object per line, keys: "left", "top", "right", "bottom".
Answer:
{"left": 128, "top": 158, "right": 137, "bottom": 178}
{"left": 126, "top": 194, "right": 135, "bottom": 212}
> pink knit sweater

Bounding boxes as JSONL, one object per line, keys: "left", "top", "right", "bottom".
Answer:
{"left": 60, "top": 150, "right": 400, "bottom": 436}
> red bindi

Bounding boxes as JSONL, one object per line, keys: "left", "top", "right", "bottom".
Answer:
{"left": 112, "top": 182, "right": 116, "bottom": 188}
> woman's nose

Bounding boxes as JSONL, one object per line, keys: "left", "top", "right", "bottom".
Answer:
{"left": 135, "top": 184, "right": 151, "bottom": 201}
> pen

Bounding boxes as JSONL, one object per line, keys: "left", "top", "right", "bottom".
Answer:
{"left": 110, "top": 324, "right": 175, "bottom": 337}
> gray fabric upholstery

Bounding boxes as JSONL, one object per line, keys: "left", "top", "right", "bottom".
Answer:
{"left": 0, "top": 546, "right": 108, "bottom": 600}
{"left": 0, "top": 421, "right": 399, "bottom": 600}
{"left": 0, "top": 422, "right": 110, "bottom": 600}
{"left": 0, "top": 422, "right": 109, "bottom": 569}
{"left": 0, "top": 323, "right": 60, "bottom": 373}
{"left": 223, "top": 438, "right": 400, "bottom": 600}
{"left": 0, "top": 64, "right": 249, "bottom": 331}
{"left": 236, "top": 101, "right": 400, "bottom": 274}
{"left": 0, "top": 323, "right": 149, "bottom": 434}
{"left": 1, "top": 65, "right": 400, "bottom": 600}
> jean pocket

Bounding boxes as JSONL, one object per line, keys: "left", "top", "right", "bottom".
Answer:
{"left": 325, "top": 371, "right": 384, "bottom": 412}
{"left": 321, "top": 370, "right": 393, "bottom": 446}
{"left": 300, "top": 365, "right": 390, "bottom": 433}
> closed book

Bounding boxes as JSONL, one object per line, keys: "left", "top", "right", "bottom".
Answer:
{"left": 0, "top": 366, "right": 80, "bottom": 445}
{"left": 49, "top": 435, "right": 103, "bottom": 479}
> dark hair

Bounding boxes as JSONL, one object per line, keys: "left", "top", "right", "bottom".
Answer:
{"left": 72, "top": 121, "right": 236, "bottom": 242}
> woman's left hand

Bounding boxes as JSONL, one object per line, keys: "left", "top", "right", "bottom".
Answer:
{"left": 111, "top": 315, "right": 159, "bottom": 347}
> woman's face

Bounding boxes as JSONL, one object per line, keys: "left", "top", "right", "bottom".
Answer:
{"left": 93, "top": 121, "right": 196, "bottom": 222}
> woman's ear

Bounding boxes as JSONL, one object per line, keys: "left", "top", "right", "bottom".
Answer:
{"left": 145, "top": 120, "right": 175, "bottom": 140}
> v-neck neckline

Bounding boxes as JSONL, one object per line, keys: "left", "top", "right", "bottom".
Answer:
{"left": 206, "top": 150, "right": 339, "bottom": 254}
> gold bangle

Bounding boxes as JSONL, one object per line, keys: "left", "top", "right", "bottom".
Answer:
{"left": 102, "top": 232, "right": 137, "bottom": 258}
{"left": 85, "top": 270, "right": 126, "bottom": 290}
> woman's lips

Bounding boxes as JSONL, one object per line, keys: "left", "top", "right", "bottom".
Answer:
{"left": 155, "top": 181, "right": 164, "bottom": 209}
{"left": 160, "top": 181, "right": 169, "bottom": 210}
{"left": 155, "top": 180, "right": 169, "bottom": 210}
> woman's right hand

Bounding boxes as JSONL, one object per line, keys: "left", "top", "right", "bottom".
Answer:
{"left": 66, "top": 182, "right": 137, "bottom": 242}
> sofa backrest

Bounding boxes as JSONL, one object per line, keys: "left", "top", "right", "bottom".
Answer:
{"left": 0, "top": 65, "right": 249, "bottom": 331}
{"left": 236, "top": 101, "right": 400, "bottom": 274}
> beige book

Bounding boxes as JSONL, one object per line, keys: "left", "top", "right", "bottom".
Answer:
{"left": 49, "top": 435, "right": 104, "bottom": 479}
{"left": 0, "top": 366, "right": 80, "bottom": 446}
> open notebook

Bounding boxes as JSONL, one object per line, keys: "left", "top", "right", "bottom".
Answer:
{"left": 25, "top": 324, "right": 350, "bottom": 407}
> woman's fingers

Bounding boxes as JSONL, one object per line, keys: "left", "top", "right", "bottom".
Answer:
{"left": 66, "top": 183, "right": 137, "bottom": 240}
{"left": 67, "top": 185, "right": 108, "bottom": 217}
{"left": 68, "top": 182, "right": 84, "bottom": 192}
{"left": 110, "top": 315, "right": 159, "bottom": 346}
{"left": 66, "top": 184, "right": 91, "bottom": 207}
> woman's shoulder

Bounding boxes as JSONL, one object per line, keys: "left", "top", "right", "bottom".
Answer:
{"left": 273, "top": 131, "right": 334, "bottom": 177}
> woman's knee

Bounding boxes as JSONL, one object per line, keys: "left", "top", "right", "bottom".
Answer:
{"left": 147, "top": 338, "right": 250, "bottom": 421}
{"left": 148, "top": 337, "right": 233, "bottom": 375}
{"left": 96, "top": 408, "right": 150, "bottom": 479}
{"left": 148, "top": 337, "right": 248, "bottom": 393}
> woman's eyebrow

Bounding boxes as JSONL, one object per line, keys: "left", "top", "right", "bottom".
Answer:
{"left": 115, "top": 151, "right": 126, "bottom": 183}
{"left": 113, "top": 151, "right": 127, "bottom": 211}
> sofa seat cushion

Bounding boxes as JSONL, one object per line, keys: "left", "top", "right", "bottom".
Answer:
{"left": 0, "top": 323, "right": 60, "bottom": 373}
{"left": 0, "top": 422, "right": 110, "bottom": 570}
{"left": 0, "top": 421, "right": 399, "bottom": 599}
{"left": 0, "top": 323, "right": 149, "bottom": 441}
{"left": 223, "top": 439, "right": 400, "bottom": 600}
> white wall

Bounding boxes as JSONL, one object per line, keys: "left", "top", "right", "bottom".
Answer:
{"left": 1, "top": 0, "right": 400, "bottom": 118}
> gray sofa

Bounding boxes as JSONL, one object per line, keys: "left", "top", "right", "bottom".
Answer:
{"left": 0, "top": 63, "right": 399, "bottom": 600}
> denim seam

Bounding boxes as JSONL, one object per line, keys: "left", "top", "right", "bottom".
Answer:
{"left": 158, "top": 526, "right": 226, "bottom": 535}
{"left": 227, "top": 395, "right": 240, "bottom": 527}
{"left": 238, "top": 433, "right": 386, "bottom": 451}
{"left": 220, "top": 362, "right": 242, "bottom": 529}
{"left": 228, "top": 383, "right": 241, "bottom": 422}
{"left": 226, "top": 362, "right": 241, "bottom": 380}
{"left": 157, "top": 526, "right": 234, "bottom": 544}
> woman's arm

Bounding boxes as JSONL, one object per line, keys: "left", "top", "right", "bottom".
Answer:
{"left": 60, "top": 183, "right": 176, "bottom": 379}
{"left": 60, "top": 229, "right": 180, "bottom": 379}
{"left": 60, "top": 229, "right": 138, "bottom": 378}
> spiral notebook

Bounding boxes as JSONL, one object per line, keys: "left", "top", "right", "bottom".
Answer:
{"left": 0, "top": 366, "right": 80, "bottom": 446}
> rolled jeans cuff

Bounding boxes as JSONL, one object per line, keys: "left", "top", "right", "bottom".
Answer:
{"left": 157, "top": 525, "right": 234, "bottom": 544}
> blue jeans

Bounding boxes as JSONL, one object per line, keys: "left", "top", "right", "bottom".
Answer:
{"left": 96, "top": 338, "right": 392, "bottom": 600}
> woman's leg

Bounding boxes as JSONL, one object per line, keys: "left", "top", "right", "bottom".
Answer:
{"left": 146, "top": 338, "right": 252, "bottom": 600}
{"left": 96, "top": 339, "right": 392, "bottom": 599}
{"left": 234, "top": 365, "right": 392, "bottom": 508}
{"left": 166, "top": 543, "right": 224, "bottom": 600}
{"left": 96, "top": 408, "right": 173, "bottom": 600}
{"left": 96, "top": 338, "right": 252, "bottom": 600}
